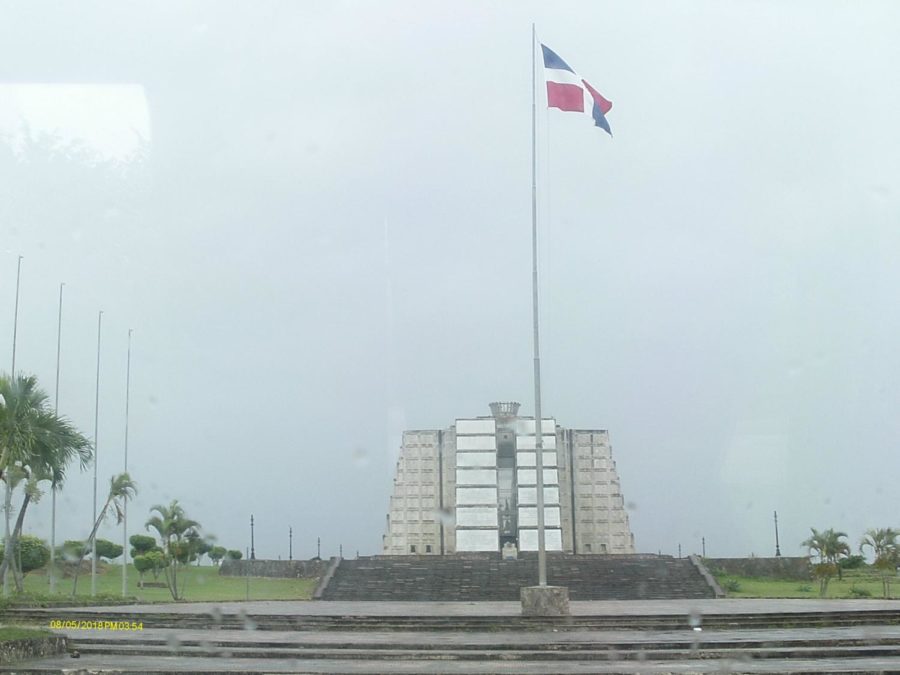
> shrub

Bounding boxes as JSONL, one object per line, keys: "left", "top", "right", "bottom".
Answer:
{"left": 0, "top": 536, "right": 51, "bottom": 574}
{"left": 144, "top": 550, "right": 168, "bottom": 579}
{"left": 796, "top": 584, "right": 813, "bottom": 593}
{"left": 209, "top": 546, "right": 227, "bottom": 565}
{"left": 95, "top": 539, "right": 124, "bottom": 561}
{"left": 226, "top": 549, "right": 243, "bottom": 560}
{"left": 59, "top": 540, "right": 90, "bottom": 561}
{"left": 132, "top": 555, "right": 153, "bottom": 588}
{"left": 723, "top": 579, "right": 742, "bottom": 593}
{"left": 849, "top": 587, "right": 872, "bottom": 598}
{"left": 129, "top": 534, "right": 157, "bottom": 558}
{"left": 840, "top": 555, "right": 867, "bottom": 570}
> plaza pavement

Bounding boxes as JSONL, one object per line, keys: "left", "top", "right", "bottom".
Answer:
{"left": 8, "top": 598, "right": 900, "bottom": 674}
{"left": 39, "top": 597, "right": 900, "bottom": 616}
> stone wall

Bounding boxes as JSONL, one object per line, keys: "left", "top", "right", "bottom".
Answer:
{"left": 704, "top": 557, "right": 811, "bottom": 581}
{"left": 219, "top": 559, "right": 328, "bottom": 578}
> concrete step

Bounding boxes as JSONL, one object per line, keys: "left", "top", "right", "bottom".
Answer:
{"left": 16, "top": 652, "right": 900, "bottom": 673}
{"left": 320, "top": 555, "right": 716, "bottom": 601}
{"left": 64, "top": 643, "right": 900, "bottom": 661}
{"left": 12, "top": 608, "right": 900, "bottom": 632}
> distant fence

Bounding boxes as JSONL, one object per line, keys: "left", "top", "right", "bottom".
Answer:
{"left": 704, "top": 557, "right": 811, "bottom": 581}
{"left": 219, "top": 559, "right": 329, "bottom": 578}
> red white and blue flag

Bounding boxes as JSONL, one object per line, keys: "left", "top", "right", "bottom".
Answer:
{"left": 541, "top": 44, "right": 612, "bottom": 136}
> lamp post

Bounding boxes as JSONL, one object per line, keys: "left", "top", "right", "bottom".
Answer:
{"left": 50, "top": 282, "right": 64, "bottom": 596}
{"left": 289, "top": 527, "right": 292, "bottom": 561}
{"left": 122, "top": 329, "right": 132, "bottom": 597}
{"left": 4, "top": 255, "right": 23, "bottom": 597}
{"left": 250, "top": 515, "right": 255, "bottom": 560}
{"left": 774, "top": 511, "right": 781, "bottom": 557}
{"left": 91, "top": 310, "right": 103, "bottom": 597}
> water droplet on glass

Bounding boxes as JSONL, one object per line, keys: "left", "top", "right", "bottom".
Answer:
{"left": 351, "top": 447, "right": 369, "bottom": 467}
{"left": 732, "top": 652, "right": 753, "bottom": 665}
{"left": 719, "top": 658, "right": 736, "bottom": 673}
{"left": 166, "top": 633, "right": 181, "bottom": 652}
{"left": 433, "top": 507, "right": 454, "bottom": 526}
{"left": 238, "top": 609, "right": 257, "bottom": 631}
{"left": 688, "top": 608, "right": 702, "bottom": 631}
{"left": 625, "top": 501, "right": 637, "bottom": 511}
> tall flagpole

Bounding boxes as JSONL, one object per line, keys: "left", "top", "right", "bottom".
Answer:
{"left": 91, "top": 310, "right": 103, "bottom": 597}
{"left": 531, "top": 23, "right": 548, "bottom": 587}
{"left": 50, "top": 282, "right": 64, "bottom": 595}
{"left": 4, "top": 255, "right": 23, "bottom": 596}
{"left": 10, "top": 255, "right": 22, "bottom": 376}
{"left": 122, "top": 329, "right": 132, "bottom": 596}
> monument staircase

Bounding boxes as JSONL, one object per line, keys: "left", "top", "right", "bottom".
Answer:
{"left": 319, "top": 553, "right": 717, "bottom": 601}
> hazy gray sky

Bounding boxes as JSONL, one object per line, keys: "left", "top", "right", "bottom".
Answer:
{"left": 1, "top": 1, "right": 899, "bottom": 560}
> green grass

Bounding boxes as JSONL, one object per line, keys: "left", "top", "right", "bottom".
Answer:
{"left": 0, "top": 627, "right": 52, "bottom": 641}
{"left": 11, "top": 563, "right": 316, "bottom": 604}
{"left": 715, "top": 569, "right": 899, "bottom": 599}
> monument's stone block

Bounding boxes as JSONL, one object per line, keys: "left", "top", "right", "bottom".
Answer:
{"left": 521, "top": 585, "right": 570, "bottom": 616}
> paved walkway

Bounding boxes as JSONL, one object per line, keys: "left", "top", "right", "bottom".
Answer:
{"left": 45, "top": 624, "right": 900, "bottom": 645}
{"left": 13, "top": 600, "right": 900, "bottom": 673}
{"left": 43, "top": 597, "right": 900, "bottom": 616}
{"left": 18, "top": 654, "right": 900, "bottom": 673}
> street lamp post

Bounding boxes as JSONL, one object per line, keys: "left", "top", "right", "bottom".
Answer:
{"left": 91, "top": 310, "right": 103, "bottom": 597}
{"left": 289, "top": 527, "right": 292, "bottom": 561}
{"left": 50, "top": 282, "right": 64, "bottom": 596}
{"left": 774, "top": 511, "right": 781, "bottom": 557}
{"left": 250, "top": 515, "right": 255, "bottom": 560}
{"left": 4, "top": 255, "right": 23, "bottom": 597}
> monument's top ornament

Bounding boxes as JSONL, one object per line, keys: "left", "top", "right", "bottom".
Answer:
{"left": 489, "top": 402, "right": 520, "bottom": 420}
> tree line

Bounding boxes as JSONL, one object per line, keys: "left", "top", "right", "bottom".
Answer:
{"left": 0, "top": 372, "right": 241, "bottom": 600}
{"left": 803, "top": 527, "right": 899, "bottom": 597}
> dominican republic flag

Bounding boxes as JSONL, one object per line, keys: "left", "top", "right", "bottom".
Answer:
{"left": 542, "top": 44, "right": 612, "bottom": 136}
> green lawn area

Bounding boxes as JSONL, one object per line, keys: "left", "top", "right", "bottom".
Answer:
{"left": 715, "top": 568, "right": 899, "bottom": 599}
{"left": 0, "top": 626, "right": 52, "bottom": 641}
{"left": 13, "top": 563, "right": 317, "bottom": 604}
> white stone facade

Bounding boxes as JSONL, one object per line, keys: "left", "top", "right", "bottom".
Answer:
{"left": 382, "top": 403, "right": 636, "bottom": 555}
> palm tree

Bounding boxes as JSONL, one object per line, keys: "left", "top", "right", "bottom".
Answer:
{"left": 71, "top": 473, "right": 137, "bottom": 595}
{"left": 860, "top": 528, "right": 899, "bottom": 599}
{"left": 803, "top": 527, "right": 850, "bottom": 597}
{"left": 0, "top": 373, "right": 93, "bottom": 595}
{"left": 0, "top": 413, "right": 92, "bottom": 591}
{"left": 145, "top": 500, "right": 200, "bottom": 600}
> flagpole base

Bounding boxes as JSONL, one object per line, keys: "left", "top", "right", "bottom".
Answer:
{"left": 521, "top": 585, "right": 570, "bottom": 616}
